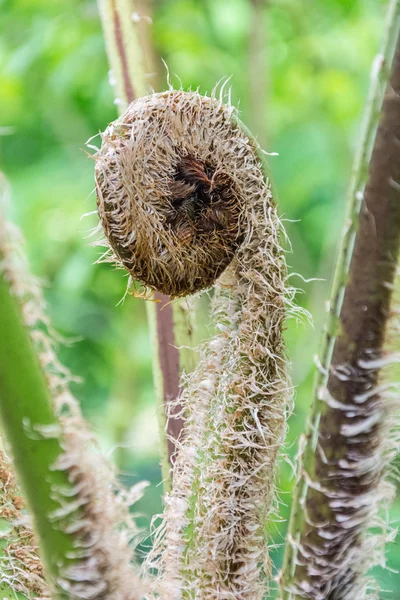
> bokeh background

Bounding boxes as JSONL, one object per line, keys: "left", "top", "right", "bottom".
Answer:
{"left": 1, "top": 0, "right": 398, "bottom": 596}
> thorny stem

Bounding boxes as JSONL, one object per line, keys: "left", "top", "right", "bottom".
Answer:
{"left": 280, "top": 1, "right": 400, "bottom": 597}
{"left": 0, "top": 252, "right": 80, "bottom": 599}
{"left": 97, "top": 0, "right": 196, "bottom": 489}
{"left": 0, "top": 175, "right": 147, "bottom": 600}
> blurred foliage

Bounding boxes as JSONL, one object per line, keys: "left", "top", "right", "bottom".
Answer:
{"left": 0, "top": 0, "right": 398, "bottom": 595}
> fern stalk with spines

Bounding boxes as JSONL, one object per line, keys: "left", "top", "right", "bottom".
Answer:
{"left": 280, "top": 1, "right": 400, "bottom": 597}
{"left": 0, "top": 175, "right": 147, "bottom": 599}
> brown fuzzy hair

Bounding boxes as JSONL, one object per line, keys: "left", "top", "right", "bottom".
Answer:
{"left": 94, "top": 89, "right": 295, "bottom": 598}
{"left": 94, "top": 91, "right": 251, "bottom": 297}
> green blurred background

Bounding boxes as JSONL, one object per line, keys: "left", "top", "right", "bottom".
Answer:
{"left": 0, "top": 0, "right": 398, "bottom": 596}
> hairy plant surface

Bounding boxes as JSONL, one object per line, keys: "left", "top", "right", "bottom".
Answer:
{"left": 95, "top": 89, "right": 295, "bottom": 599}
{"left": 0, "top": 175, "right": 149, "bottom": 600}
{"left": 280, "top": 6, "right": 400, "bottom": 598}
{"left": 95, "top": 91, "right": 247, "bottom": 297}
{"left": 0, "top": 450, "right": 49, "bottom": 598}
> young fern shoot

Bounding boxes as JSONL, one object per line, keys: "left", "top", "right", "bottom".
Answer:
{"left": 94, "top": 89, "right": 294, "bottom": 598}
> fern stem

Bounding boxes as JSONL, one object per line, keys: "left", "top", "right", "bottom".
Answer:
{"left": 97, "top": 0, "right": 196, "bottom": 487}
{"left": 248, "top": 0, "right": 269, "bottom": 146}
{"left": 280, "top": 1, "right": 400, "bottom": 597}
{"left": 132, "top": 92, "right": 292, "bottom": 599}
{"left": 97, "top": 0, "right": 147, "bottom": 107}
{"left": 146, "top": 299, "right": 174, "bottom": 492}
{"left": 0, "top": 173, "right": 148, "bottom": 599}
{"left": 0, "top": 252, "right": 81, "bottom": 599}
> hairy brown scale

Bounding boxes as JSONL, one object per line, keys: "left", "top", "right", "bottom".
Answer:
{"left": 95, "top": 101, "right": 245, "bottom": 297}
{"left": 95, "top": 92, "right": 292, "bottom": 599}
{"left": 167, "top": 156, "right": 238, "bottom": 244}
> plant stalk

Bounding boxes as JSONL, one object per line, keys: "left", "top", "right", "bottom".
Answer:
{"left": 280, "top": 1, "right": 400, "bottom": 597}
{"left": 97, "top": 0, "right": 197, "bottom": 489}
{"left": 0, "top": 175, "right": 147, "bottom": 599}
{"left": 0, "top": 253, "right": 81, "bottom": 598}
{"left": 249, "top": 0, "right": 269, "bottom": 146}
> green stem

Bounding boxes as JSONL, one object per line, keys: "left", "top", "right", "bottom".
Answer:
{"left": 248, "top": 0, "right": 269, "bottom": 146}
{"left": 97, "top": 0, "right": 147, "bottom": 108}
{"left": 0, "top": 171, "right": 147, "bottom": 598}
{"left": 172, "top": 296, "right": 197, "bottom": 375}
{"left": 146, "top": 300, "right": 172, "bottom": 492}
{"left": 0, "top": 258, "right": 80, "bottom": 598}
{"left": 280, "top": 1, "right": 400, "bottom": 597}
